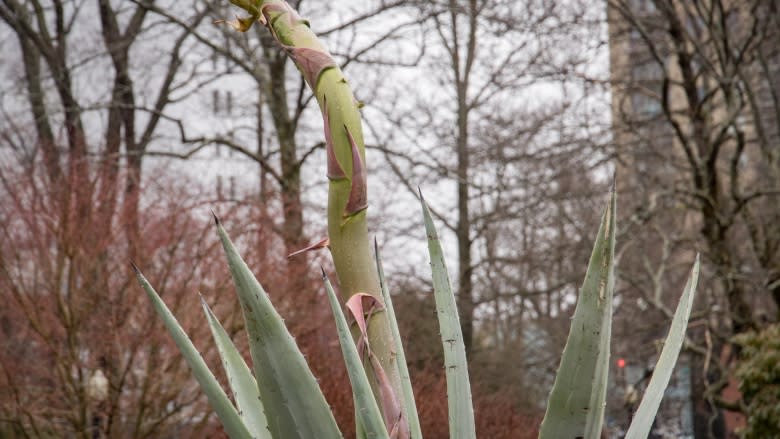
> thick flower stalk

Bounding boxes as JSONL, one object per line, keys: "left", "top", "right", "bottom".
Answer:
{"left": 227, "top": 1, "right": 407, "bottom": 436}
{"left": 135, "top": 5, "right": 701, "bottom": 439}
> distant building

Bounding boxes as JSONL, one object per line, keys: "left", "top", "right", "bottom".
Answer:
{"left": 155, "top": 33, "right": 262, "bottom": 202}
{"left": 605, "top": 0, "right": 779, "bottom": 437}
{"left": 608, "top": 0, "right": 780, "bottom": 183}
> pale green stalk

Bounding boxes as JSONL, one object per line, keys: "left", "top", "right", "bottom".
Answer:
{"left": 226, "top": 0, "right": 405, "bottom": 434}
{"left": 322, "top": 271, "right": 390, "bottom": 439}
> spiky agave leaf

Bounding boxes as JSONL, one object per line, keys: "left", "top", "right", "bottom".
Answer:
{"left": 321, "top": 270, "right": 390, "bottom": 439}
{"left": 539, "top": 186, "right": 616, "bottom": 439}
{"left": 375, "top": 241, "right": 423, "bottom": 439}
{"left": 132, "top": 266, "right": 253, "bottom": 439}
{"left": 215, "top": 217, "right": 342, "bottom": 439}
{"left": 420, "top": 191, "right": 476, "bottom": 439}
{"left": 200, "top": 296, "right": 270, "bottom": 439}
{"left": 625, "top": 255, "right": 700, "bottom": 439}
{"left": 344, "top": 293, "right": 409, "bottom": 436}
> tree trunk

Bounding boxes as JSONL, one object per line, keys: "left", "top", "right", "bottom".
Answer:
{"left": 260, "top": 39, "right": 308, "bottom": 290}
{"left": 456, "top": 85, "right": 474, "bottom": 356}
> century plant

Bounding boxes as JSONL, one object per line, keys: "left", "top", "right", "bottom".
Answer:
{"left": 133, "top": 1, "right": 701, "bottom": 438}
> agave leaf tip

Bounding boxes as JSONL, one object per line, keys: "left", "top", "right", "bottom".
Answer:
{"left": 211, "top": 209, "right": 221, "bottom": 226}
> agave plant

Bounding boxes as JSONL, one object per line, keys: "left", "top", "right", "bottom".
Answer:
{"left": 132, "top": 1, "right": 701, "bottom": 438}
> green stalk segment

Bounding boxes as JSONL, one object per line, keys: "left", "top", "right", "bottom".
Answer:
{"left": 322, "top": 271, "right": 390, "bottom": 439}
{"left": 226, "top": 0, "right": 405, "bottom": 430}
{"left": 344, "top": 293, "right": 408, "bottom": 436}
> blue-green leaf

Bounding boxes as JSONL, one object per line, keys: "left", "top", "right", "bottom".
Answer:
{"left": 321, "top": 270, "right": 389, "bottom": 439}
{"left": 625, "top": 255, "right": 700, "bottom": 439}
{"left": 420, "top": 192, "right": 476, "bottom": 439}
{"left": 200, "top": 296, "right": 271, "bottom": 439}
{"left": 133, "top": 267, "right": 252, "bottom": 439}
{"left": 375, "top": 241, "right": 423, "bottom": 439}
{"left": 215, "top": 218, "right": 342, "bottom": 439}
{"left": 539, "top": 187, "right": 616, "bottom": 439}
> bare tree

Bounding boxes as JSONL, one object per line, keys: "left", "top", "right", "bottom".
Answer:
{"left": 0, "top": 1, "right": 232, "bottom": 436}
{"left": 0, "top": 161, "right": 249, "bottom": 437}
{"left": 0, "top": 0, "right": 215, "bottom": 259}
{"left": 363, "top": 0, "right": 610, "bottom": 407}
{"left": 608, "top": 0, "right": 780, "bottom": 436}
{"left": 137, "top": 0, "right": 422, "bottom": 290}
